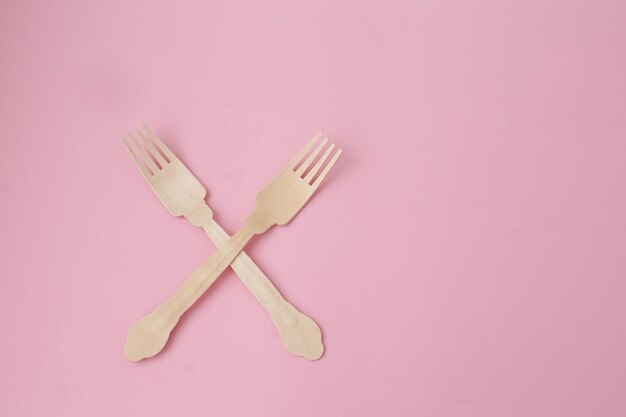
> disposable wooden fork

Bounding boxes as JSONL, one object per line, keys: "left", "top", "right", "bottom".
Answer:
{"left": 123, "top": 125, "right": 326, "bottom": 360}
{"left": 124, "top": 132, "right": 341, "bottom": 361}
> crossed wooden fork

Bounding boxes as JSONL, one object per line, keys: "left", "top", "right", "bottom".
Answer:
{"left": 123, "top": 125, "right": 341, "bottom": 361}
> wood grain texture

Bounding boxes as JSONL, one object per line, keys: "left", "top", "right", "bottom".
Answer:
{"left": 123, "top": 131, "right": 341, "bottom": 360}
{"left": 123, "top": 125, "right": 324, "bottom": 359}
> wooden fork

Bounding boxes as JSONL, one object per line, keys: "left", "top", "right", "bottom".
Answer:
{"left": 123, "top": 125, "right": 324, "bottom": 360}
{"left": 124, "top": 133, "right": 341, "bottom": 361}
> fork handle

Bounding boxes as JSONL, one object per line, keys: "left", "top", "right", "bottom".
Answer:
{"left": 187, "top": 203, "right": 324, "bottom": 359}
{"left": 124, "top": 226, "right": 255, "bottom": 361}
{"left": 167, "top": 227, "right": 254, "bottom": 315}
{"left": 203, "top": 218, "right": 324, "bottom": 359}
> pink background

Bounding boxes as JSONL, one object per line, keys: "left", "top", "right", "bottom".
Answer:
{"left": 1, "top": 0, "right": 625, "bottom": 416}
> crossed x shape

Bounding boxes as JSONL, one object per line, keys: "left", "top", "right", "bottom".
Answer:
{"left": 122, "top": 125, "right": 341, "bottom": 361}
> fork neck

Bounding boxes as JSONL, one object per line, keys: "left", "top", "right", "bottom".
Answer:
{"left": 245, "top": 208, "right": 275, "bottom": 235}
{"left": 184, "top": 203, "right": 214, "bottom": 228}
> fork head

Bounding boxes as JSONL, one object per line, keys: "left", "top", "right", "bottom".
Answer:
{"left": 249, "top": 132, "right": 342, "bottom": 233}
{"left": 123, "top": 124, "right": 209, "bottom": 217}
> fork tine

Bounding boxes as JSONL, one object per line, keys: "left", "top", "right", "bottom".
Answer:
{"left": 311, "top": 148, "right": 342, "bottom": 190}
{"left": 136, "top": 128, "right": 167, "bottom": 167}
{"left": 129, "top": 133, "right": 159, "bottom": 173}
{"left": 123, "top": 138, "right": 152, "bottom": 178}
{"left": 142, "top": 123, "right": 176, "bottom": 162}
{"left": 296, "top": 137, "right": 328, "bottom": 176}
{"left": 286, "top": 132, "right": 323, "bottom": 170}
{"left": 304, "top": 143, "right": 335, "bottom": 183}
